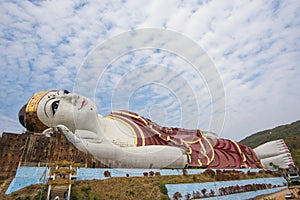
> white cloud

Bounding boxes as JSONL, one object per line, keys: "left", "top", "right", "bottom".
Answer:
{"left": 0, "top": 114, "right": 24, "bottom": 137}
{"left": 0, "top": 0, "right": 299, "bottom": 141}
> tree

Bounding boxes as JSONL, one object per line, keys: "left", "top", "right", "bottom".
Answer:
{"left": 201, "top": 188, "right": 207, "bottom": 197}
{"left": 173, "top": 192, "right": 182, "bottom": 200}
{"left": 209, "top": 189, "right": 215, "bottom": 197}
{"left": 185, "top": 192, "right": 191, "bottom": 200}
{"left": 104, "top": 170, "right": 111, "bottom": 177}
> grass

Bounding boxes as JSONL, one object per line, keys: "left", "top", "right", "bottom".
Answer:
{"left": 68, "top": 170, "right": 277, "bottom": 200}
{"left": 0, "top": 169, "right": 280, "bottom": 200}
{"left": 0, "top": 184, "right": 46, "bottom": 200}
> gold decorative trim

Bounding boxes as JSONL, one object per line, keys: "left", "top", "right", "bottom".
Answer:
{"left": 203, "top": 137, "right": 215, "bottom": 164}
{"left": 112, "top": 110, "right": 149, "bottom": 126}
{"left": 25, "top": 90, "right": 50, "bottom": 132}
{"left": 106, "top": 115, "right": 146, "bottom": 146}
{"left": 230, "top": 139, "right": 247, "bottom": 162}
{"left": 197, "top": 159, "right": 202, "bottom": 167}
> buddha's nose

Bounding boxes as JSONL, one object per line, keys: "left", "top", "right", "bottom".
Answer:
{"left": 64, "top": 93, "right": 80, "bottom": 104}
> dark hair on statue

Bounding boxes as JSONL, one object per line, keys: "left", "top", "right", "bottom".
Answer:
{"left": 18, "top": 104, "right": 34, "bottom": 131}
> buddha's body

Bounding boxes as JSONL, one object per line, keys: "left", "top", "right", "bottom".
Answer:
{"left": 19, "top": 90, "right": 294, "bottom": 169}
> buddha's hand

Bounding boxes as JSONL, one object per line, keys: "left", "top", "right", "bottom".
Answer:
{"left": 53, "top": 125, "right": 89, "bottom": 153}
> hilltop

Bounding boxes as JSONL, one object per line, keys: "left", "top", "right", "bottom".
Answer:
{"left": 239, "top": 120, "right": 300, "bottom": 167}
{"left": 0, "top": 169, "right": 279, "bottom": 200}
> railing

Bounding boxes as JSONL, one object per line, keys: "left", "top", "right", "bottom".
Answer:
{"left": 18, "top": 161, "right": 85, "bottom": 168}
{"left": 50, "top": 168, "right": 76, "bottom": 174}
{"left": 46, "top": 160, "right": 81, "bottom": 200}
{"left": 48, "top": 160, "right": 82, "bottom": 167}
{"left": 47, "top": 179, "right": 75, "bottom": 185}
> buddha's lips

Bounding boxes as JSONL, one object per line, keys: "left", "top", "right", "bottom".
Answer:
{"left": 79, "top": 98, "right": 88, "bottom": 110}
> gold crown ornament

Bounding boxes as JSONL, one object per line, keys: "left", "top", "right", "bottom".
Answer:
{"left": 24, "top": 90, "right": 50, "bottom": 132}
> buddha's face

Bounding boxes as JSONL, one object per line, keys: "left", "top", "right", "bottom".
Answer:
{"left": 20, "top": 90, "right": 98, "bottom": 133}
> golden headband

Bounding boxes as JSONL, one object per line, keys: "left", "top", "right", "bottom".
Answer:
{"left": 25, "top": 90, "right": 50, "bottom": 132}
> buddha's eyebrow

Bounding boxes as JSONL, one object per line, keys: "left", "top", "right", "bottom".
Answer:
{"left": 44, "top": 97, "right": 55, "bottom": 118}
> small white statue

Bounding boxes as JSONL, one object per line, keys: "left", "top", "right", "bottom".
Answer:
{"left": 19, "top": 90, "right": 294, "bottom": 169}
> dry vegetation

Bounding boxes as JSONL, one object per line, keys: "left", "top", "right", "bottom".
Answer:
{"left": 0, "top": 169, "right": 280, "bottom": 200}
{"left": 0, "top": 184, "right": 45, "bottom": 200}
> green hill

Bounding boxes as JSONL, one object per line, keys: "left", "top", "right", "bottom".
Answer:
{"left": 239, "top": 120, "right": 300, "bottom": 167}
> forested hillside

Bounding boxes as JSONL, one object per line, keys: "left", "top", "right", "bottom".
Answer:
{"left": 239, "top": 120, "right": 300, "bottom": 167}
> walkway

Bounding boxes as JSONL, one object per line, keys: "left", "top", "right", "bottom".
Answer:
{"left": 46, "top": 161, "right": 79, "bottom": 200}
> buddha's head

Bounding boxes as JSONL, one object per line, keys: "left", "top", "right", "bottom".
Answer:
{"left": 19, "top": 90, "right": 98, "bottom": 133}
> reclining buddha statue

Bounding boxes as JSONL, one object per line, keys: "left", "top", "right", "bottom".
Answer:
{"left": 19, "top": 90, "right": 294, "bottom": 169}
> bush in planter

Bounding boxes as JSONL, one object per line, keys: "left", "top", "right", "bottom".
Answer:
{"left": 201, "top": 188, "right": 207, "bottom": 197}
{"left": 173, "top": 192, "right": 182, "bottom": 200}
{"left": 143, "top": 172, "right": 148, "bottom": 176}
{"left": 209, "top": 189, "right": 215, "bottom": 197}
{"left": 192, "top": 191, "right": 201, "bottom": 199}
{"left": 203, "top": 168, "right": 215, "bottom": 177}
{"left": 185, "top": 192, "right": 191, "bottom": 200}
{"left": 155, "top": 171, "right": 161, "bottom": 176}
{"left": 104, "top": 170, "right": 111, "bottom": 177}
{"left": 149, "top": 171, "right": 155, "bottom": 176}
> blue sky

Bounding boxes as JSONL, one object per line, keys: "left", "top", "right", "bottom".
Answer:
{"left": 0, "top": 0, "right": 299, "bottom": 141}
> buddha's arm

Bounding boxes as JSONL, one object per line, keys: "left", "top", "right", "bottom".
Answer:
{"left": 57, "top": 125, "right": 188, "bottom": 168}
{"left": 119, "top": 146, "right": 188, "bottom": 168}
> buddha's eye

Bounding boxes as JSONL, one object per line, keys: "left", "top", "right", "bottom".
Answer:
{"left": 51, "top": 100, "right": 60, "bottom": 115}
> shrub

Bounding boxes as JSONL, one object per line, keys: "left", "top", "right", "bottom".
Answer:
{"left": 201, "top": 188, "right": 207, "bottom": 197}
{"left": 192, "top": 191, "right": 201, "bottom": 199}
{"left": 215, "top": 173, "right": 224, "bottom": 181}
{"left": 33, "top": 191, "right": 43, "bottom": 200}
{"left": 126, "top": 190, "right": 135, "bottom": 195}
{"left": 209, "top": 189, "right": 215, "bottom": 197}
{"left": 159, "top": 184, "right": 168, "bottom": 195}
{"left": 149, "top": 171, "right": 155, "bottom": 176}
{"left": 12, "top": 192, "right": 18, "bottom": 197}
{"left": 246, "top": 170, "right": 256, "bottom": 176}
{"left": 81, "top": 184, "right": 92, "bottom": 192}
{"left": 143, "top": 172, "right": 148, "bottom": 177}
{"left": 192, "top": 175, "right": 197, "bottom": 182}
{"left": 203, "top": 169, "right": 215, "bottom": 177}
{"left": 173, "top": 192, "right": 182, "bottom": 200}
{"left": 81, "top": 184, "right": 92, "bottom": 199}
{"left": 160, "top": 194, "right": 169, "bottom": 200}
{"left": 155, "top": 171, "right": 161, "bottom": 176}
{"left": 104, "top": 170, "right": 111, "bottom": 177}
{"left": 185, "top": 192, "right": 191, "bottom": 200}
{"left": 219, "top": 187, "right": 226, "bottom": 196}
{"left": 70, "top": 190, "right": 79, "bottom": 200}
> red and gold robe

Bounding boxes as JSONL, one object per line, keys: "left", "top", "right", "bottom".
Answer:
{"left": 107, "top": 110, "right": 261, "bottom": 168}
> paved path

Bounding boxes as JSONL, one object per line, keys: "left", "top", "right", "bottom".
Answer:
{"left": 255, "top": 187, "right": 300, "bottom": 200}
